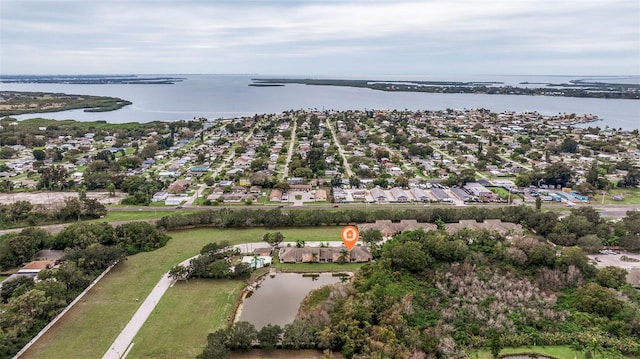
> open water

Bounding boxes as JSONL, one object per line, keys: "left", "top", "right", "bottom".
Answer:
{"left": 237, "top": 272, "right": 342, "bottom": 330}
{"left": 1, "top": 74, "right": 638, "bottom": 129}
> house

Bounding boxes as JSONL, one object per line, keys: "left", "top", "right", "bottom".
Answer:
{"left": 370, "top": 187, "right": 387, "bottom": 202}
{"left": 234, "top": 156, "right": 252, "bottom": 168}
{"left": 253, "top": 248, "right": 272, "bottom": 256}
{"left": 444, "top": 219, "right": 523, "bottom": 235}
{"left": 278, "top": 246, "right": 372, "bottom": 263}
{"left": 464, "top": 182, "right": 495, "bottom": 201}
{"left": 152, "top": 191, "right": 169, "bottom": 202}
{"left": 451, "top": 188, "right": 472, "bottom": 202}
{"left": 333, "top": 187, "right": 347, "bottom": 202}
{"left": 314, "top": 189, "right": 327, "bottom": 201}
{"left": 287, "top": 177, "right": 304, "bottom": 185}
{"left": 17, "top": 261, "right": 54, "bottom": 274}
{"left": 158, "top": 171, "right": 178, "bottom": 178}
{"left": 430, "top": 188, "right": 451, "bottom": 202}
{"left": 241, "top": 256, "right": 272, "bottom": 269}
{"left": 168, "top": 179, "right": 190, "bottom": 193}
{"left": 188, "top": 165, "right": 210, "bottom": 177}
{"left": 357, "top": 220, "right": 398, "bottom": 237}
{"left": 190, "top": 165, "right": 210, "bottom": 173}
{"left": 270, "top": 189, "right": 282, "bottom": 202}
{"left": 410, "top": 187, "right": 430, "bottom": 202}
{"left": 357, "top": 220, "right": 437, "bottom": 238}
{"left": 390, "top": 187, "right": 409, "bottom": 202}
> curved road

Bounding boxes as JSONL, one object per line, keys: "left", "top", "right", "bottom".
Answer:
{"left": 102, "top": 242, "right": 270, "bottom": 359}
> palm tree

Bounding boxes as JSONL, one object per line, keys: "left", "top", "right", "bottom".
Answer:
{"left": 570, "top": 341, "right": 583, "bottom": 359}
{"left": 585, "top": 337, "right": 603, "bottom": 359}
{"left": 338, "top": 248, "right": 349, "bottom": 264}
{"left": 311, "top": 252, "right": 318, "bottom": 263}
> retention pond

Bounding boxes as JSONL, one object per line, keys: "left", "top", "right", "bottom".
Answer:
{"left": 237, "top": 272, "right": 346, "bottom": 329}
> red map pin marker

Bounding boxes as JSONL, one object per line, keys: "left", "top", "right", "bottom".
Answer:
{"left": 341, "top": 226, "right": 359, "bottom": 251}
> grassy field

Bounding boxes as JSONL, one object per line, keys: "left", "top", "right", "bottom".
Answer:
{"left": 21, "top": 226, "right": 344, "bottom": 359}
{"left": 601, "top": 188, "right": 640, "bottom": 205}
{"left": 474, "top": 345, "right": 584, "bottom": 359}
{"left": 92, "top": 210, "right": 197, "bottom": 223}
{"left": 489, "top": 187, "right": 524, "bottom": 201}
{"left": 127, "top": 279, "right": 244, "bottom": 358}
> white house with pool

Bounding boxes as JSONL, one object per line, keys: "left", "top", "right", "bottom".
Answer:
{"left": 241, "top": 255, "right": 272, "bottom": 269}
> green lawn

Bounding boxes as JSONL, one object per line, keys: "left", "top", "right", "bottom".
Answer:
{"left": 21, "top": 226, "right": 344, "bottom": 359}
{"left": 0, "top": 275, "right": 8, "bottom": 282}
{"left": 90, "top": 210, "right": 198, "bottom": 223}
{"left": 474, "top": 345, "right": 587, "bottom": 359}
{"left": 128, "top": 279, "right": 244, "bottom": 358}
{"left": 489, "top": 187, "right": 524, "bottom": 201}
{"left": 600, "top": 188, "right": 640, "bottom": 205}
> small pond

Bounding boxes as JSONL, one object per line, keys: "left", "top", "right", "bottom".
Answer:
{"left": 237, "top": 273, "right": 346, "bottom": 329}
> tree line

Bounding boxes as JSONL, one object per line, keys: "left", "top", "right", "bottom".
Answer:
{"left": 155, "top": 206, "right": 640, "bottom": 252}
{"left": 0, "top": 222, "right": 170, "bottom": 357}
{"left": 0, "top": 197, "right": 106, "bottom": 230}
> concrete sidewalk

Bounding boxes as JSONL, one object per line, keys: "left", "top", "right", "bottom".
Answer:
{"left": 103, "top": 255, "right": 195, "bottom": 359}
{"left": 102, "top": 273, "right": 175, "bottom": 359}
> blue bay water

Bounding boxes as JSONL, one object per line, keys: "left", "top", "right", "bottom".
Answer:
{"left": 1, "top": 74, "right": 638, "bottom": 129}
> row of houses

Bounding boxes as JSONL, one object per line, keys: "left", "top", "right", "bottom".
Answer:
{"left": 278, "top": 246, "right": 373, "bottom": 263}
{"left": 357, "top": 219, "right": 523, "bottom": 237}
{"left": 270, "top": 188, "right": 327, "bottom": 202}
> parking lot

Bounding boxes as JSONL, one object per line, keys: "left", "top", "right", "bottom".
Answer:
{"left": 588, "top": 252, "right": 640, "bottom": 286}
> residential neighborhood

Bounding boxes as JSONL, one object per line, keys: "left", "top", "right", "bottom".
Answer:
{"left": 1, "top": 108, "right": 639, "bottom": 211}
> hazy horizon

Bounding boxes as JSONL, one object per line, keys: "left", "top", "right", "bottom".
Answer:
{"left": 1, "top": 0, "right": 638, "bottom": 76}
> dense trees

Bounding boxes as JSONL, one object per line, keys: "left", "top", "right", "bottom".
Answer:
{"left": 283, "top": 227, "right": 640, "bottom": 358}
{"left": 543, "top": 162, "right": 574, "bottom": 188}
{"left": 262, "top": 232, "right": 284, "bottom": 246}
{"left": 0, "top": 219, "right": 170, "bottom": 357}
{"left": 169, "top": 241, "right": 248, "bottom": 280}
{"left": 0, "top": 197, "right": 106, "bottom": 230}
{"left": 115, "top": 222, "right": 170, "bottom": 255}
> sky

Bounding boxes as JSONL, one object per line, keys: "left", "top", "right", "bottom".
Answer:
{"left": 1, "top": 0, "right": 639, "bottom": 76}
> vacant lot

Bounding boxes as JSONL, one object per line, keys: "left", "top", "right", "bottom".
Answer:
{"left": 128, "top": 279, "right": 244, "bottom": 358}
{"left": 0, "top": 191, "right": 124, "bottom": 206}
{"left": 21, "top": 226, "right": 344, "bottom": 359}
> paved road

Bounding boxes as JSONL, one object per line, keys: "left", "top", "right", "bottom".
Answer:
{"left": 281, "top": 119, "right": 297, "bottom": 179}
{"left": 326, "top": 118, "right": 353, "bottom": 178}
{"left": 102, "top": 254, "right": 195, "bottom": 359}
{"left": 103, "top": 242, "right": 270, "bottom": 359}
{"left": 103, "top": 272, "right": 175, "bottom": 359}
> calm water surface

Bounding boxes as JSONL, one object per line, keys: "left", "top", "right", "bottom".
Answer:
{"left": 2, "top": 74, "right": 638, "bottom": 129}
{"left": 238, "top": 273, "right": 343, "bottom": 330}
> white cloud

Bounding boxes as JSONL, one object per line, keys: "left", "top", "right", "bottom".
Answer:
{"left": 1, "top": 0, "right": 638, "bottom": 74}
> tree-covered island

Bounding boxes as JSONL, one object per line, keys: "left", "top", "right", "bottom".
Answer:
{"left": 0, "top": 91, "right": 132, "bottom": 116}
{"left": 251, "top": 78, "right": 640, "bottom": 99}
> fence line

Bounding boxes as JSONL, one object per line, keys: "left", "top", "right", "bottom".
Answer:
{"left": 14, "top": 261, "right": 119, "bottom": 358}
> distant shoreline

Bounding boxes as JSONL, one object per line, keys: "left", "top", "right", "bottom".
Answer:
{"left": 250, "top": 78, "right": 640, "bottom": 100}
{"left": 0, "top": 75, "right": 185, "bottom": 85}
